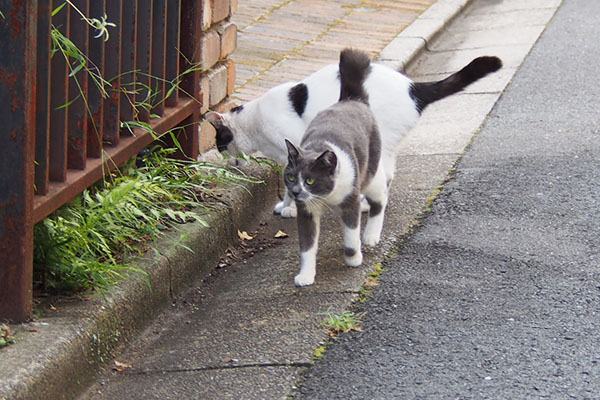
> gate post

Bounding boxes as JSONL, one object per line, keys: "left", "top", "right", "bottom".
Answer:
{"left": 0, "top": 1, "right": 37, "bottom": 322}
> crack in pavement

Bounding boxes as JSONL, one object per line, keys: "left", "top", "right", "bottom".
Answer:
{"left": 121, "top": 361, "right": 313, "bottom": 376}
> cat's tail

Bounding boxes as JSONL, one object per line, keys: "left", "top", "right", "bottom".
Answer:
{"left": 410, "top": 56, "right": 502, "bottom": 112}
{"left": 339, "top": 48, "right": 371, "bottom": 104}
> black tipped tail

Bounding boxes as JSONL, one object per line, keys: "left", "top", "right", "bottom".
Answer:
{"left": 411, "top": 56, "right": 502, "bottom": 112}
{"left": 338, "top": 48, "right": 372, "bottom": 104}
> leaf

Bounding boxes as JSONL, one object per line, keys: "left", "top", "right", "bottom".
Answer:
{"left": 51, "top": 2, "right": 67, "bottom": 17}
{"left": 237, "top": 230, "right": 254, "bottom": 241}
{"left": 274, "top": 230, "right": 288, "bottom": 239}
{"left": 113, "top": 360, "right": 132, "bottom": 372}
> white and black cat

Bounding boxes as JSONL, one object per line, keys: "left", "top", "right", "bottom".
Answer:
{"left": 207, "top": 52, "right": 502, "bottom": 218}
{"left": 284, "top": 48, "right": 387, "bottom": 287}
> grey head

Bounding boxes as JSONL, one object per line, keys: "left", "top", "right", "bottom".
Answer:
{"left": 284, "top": 139, "right": 337, "bottom": 208}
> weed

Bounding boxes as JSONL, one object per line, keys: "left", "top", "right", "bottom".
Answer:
{"left": 320, "top": 310, "right": 363, "bottom": 336}
{"left": 0, "top": 324, "right": 15, "bottom": 347}
{"left": 313, "top": 344, "right": 327, "bottom": 360}
{"left": 357, "top": 264, "right": 384, "bottom": 303}
{"left": 424, "top": 185, "right": 442, "bottom": 212}
{"left": 33, "top": 148, "right": 262, "bottom": 293}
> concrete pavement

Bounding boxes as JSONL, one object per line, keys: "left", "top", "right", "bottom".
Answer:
{"left": 0, "top": 0, "right": 563, "bottom": 399}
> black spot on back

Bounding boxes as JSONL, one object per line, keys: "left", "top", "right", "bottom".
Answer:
{"left": 288, "top": 83, "right": 308, "bottom": 117}
{"left": 230, "top": 105, "right": 244, "bottom": 113}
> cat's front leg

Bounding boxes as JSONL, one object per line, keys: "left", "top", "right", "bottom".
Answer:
{"left": 295, "top": 205, "right": 320, "bottom": 286}
{"left": 274, "top": 191, "right": 297, "bottom": 218}
{"left": 341, "top": 196, "right": 363, "bottom": 267}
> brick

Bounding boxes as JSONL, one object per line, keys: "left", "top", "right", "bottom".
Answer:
{"left": 201, "top": 30, "right": 221, "bottom": 69}
{"left": 199, "top": 119, "right": 216, "bottom": 153}
{"left": 218, "top": 22, "right": 237, "bottom": 59}
{"left": 215, "top": 98, "right": 240, "bottom": 113}
{"left": 199, "top": 76, "right": 210, "bottom": 114}
{"left": 226, "top": 59, "right": 236, "bottom": 95}
{"left": 201, "top": 0, "right": 212, "bottom": 31}
{"left": 212, "top": 0, "right": 231, "bottom": 24}
{"left": 207, "top": 63, "right": 229, "bottom": 107}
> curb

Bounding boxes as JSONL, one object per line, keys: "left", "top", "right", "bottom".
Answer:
{"left": 377, "top": 0, "right": 472, "bottom": 69}
{"left": 0, "top": 163, "right": 279, "bottom": 400}
{"left": 0, "top": 1, "right": 473, "bottom": 398}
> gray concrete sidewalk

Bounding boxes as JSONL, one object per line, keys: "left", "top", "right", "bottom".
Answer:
{"left": 0, "top": 0, "right": 561, "bottom": 399}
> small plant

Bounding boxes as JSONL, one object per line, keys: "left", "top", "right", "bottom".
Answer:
{"left": 366, "top": 263, "right": 383, "bottom": 284}
{"left": 320, "top": 310, "right": 363, "bottom": 336}
{"left": 313, "top": 344, "right": 327, "bottom": 360}
{"left": 33, "top": 148, "right": 262, "bottom": 293}
{"left": 424, "top": 185, "right": 442, "bottom": 212}
{"left": 357, "top": 264, "right": 384, "bottom": 303}
{"left": 0, "top": 324, "right": 15, "bottom": 348}
{"left": 357, "top": 285, "right": 372, "bottom": 303}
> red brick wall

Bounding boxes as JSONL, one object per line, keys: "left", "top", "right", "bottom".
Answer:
{"left": 199, "top": 0, "right": 238, "bottom": 152}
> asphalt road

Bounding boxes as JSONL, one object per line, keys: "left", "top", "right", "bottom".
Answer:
{"left": 293, "top": 0, "right": 600, "bottom": 398}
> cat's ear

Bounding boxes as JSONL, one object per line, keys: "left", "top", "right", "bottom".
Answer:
{"left": 205, "top": 111, "right": 224, "bottom": 127}
{"left": 314, "top": 150, "right": 337, "bottom": 174}
{"left": 285, "top": 139, "right": 300, "bottom": 162}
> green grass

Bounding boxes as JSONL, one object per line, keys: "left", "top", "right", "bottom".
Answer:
{"left": 33, "top": 148, "right": 262, "bottom": 294}
{"left": 320, "top": 310, "right": 363, "bottom": 336}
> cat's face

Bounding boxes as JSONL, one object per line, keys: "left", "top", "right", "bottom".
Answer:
{"left": 284, "top": 140, "right": 337, "bottom": 208}
{"left": 206, "top": 107, "right": 244, "bottom": 157}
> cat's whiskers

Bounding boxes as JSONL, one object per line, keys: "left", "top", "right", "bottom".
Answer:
{"left": 305, "top": 194, "right": 334, "bottom": 215}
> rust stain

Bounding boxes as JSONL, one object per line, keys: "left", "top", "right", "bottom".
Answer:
{"left": 69, "top": 136, "right": 84, "bottom": 150}
{"left": 10, "top": 129, "right": 18, "bottom": 140}
{"left": 0, "top": 69, "right": 18, "bottom": 90}
{"left": 9, "top": 0, "right": 24, "bottom": 40}
{"left": 0, "top": 70, "right": 22, "bottom": 112}
{"left": 11, "top": 95, "right": 21, "bottom": 111}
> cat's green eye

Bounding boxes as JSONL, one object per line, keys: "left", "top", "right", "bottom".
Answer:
{"left": 305, "top": 177, "right": 315, "bottom": 185}
{"left": 286, "top": 174, "right": 296, "bottom": 182}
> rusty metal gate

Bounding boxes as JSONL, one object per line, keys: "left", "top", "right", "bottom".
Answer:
{"left": 1, "top": 0, "right": 205, "bottom": 321}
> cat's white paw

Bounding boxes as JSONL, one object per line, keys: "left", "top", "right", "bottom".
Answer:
{"left": 280, "top": 205, "right": 297, "bottom": 218}
{"left": 294, "top": 272, "right": 315, "bottom": 287}
{"left": 345, "top": 250, "right": 363, "bottom": 267}
{"left": 273, "top": 201, "right": 285, "bottom": 214}
{"left": 362, "top": 232, "right": 380, "bottom": 247}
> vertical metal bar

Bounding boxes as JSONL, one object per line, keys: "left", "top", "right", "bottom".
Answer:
{"left": 136, "top": 0, "right": 153, "bottom": 122}
{"left": 151, "top": 0, "right": 166, "bottom": 116}
{"left": 177, "top": 0, "right": 202, "bottom": 159}
{"left": 49, "top": 0, "right": 69, "bottom": 182}
{"left": 35, "top": 1, "right": 52, "bottom": 195}
{"left": 67, "top": 0, "right": 90, "bottom": 170}
{"left": 178, "top": 110, "right": 200, "bottom": 159}
{"left": 86, "top": 0, "right": 106, "bottom": 158}
{"left": 0, "top": 0, "right": 37, "bottom": 322}
{"left": 164, "top": 0, "right": 180, "bottom": 108}
{"left": 179, "top": 0, "right": 201, "bottom": 100}
{"left": 102, "top": 0, "right": 122, "bottom": 146}
{"left": 120, "top": 0, "right": 136, "bottom": 131}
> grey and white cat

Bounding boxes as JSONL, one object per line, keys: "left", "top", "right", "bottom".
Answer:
{"left": 207, "top": 51, "right": 502, "bottom": 218}
{"left": 284, "top": 48, "right": 386, "bottom": 287}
